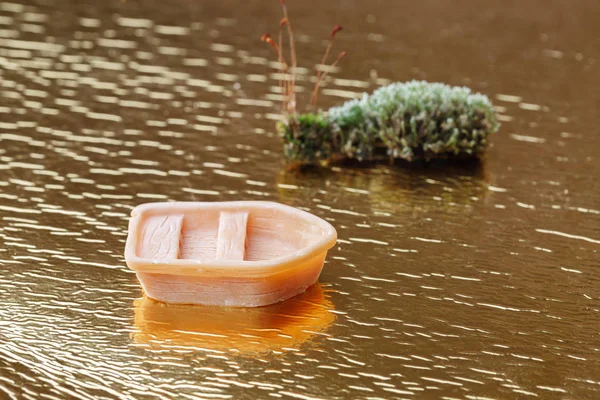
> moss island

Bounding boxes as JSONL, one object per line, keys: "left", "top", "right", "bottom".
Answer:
{"left": 263, "top": 2, "right": 500, "bottom": 167}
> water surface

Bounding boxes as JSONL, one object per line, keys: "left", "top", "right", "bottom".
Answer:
{"left": 0, "top": 0, "right": 599, "bottom": 399}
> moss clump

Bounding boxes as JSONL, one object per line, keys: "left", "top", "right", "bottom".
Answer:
{"left": 278, "top": 112, "right": 335, "bottom": 164}
{"left": 279, "top": 80, "right": 500, "bottom": 165}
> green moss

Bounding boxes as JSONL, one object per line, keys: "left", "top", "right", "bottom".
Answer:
{"left": 279, "top": 80, "right": 500, "bottom": 165}
{"left": 278, "top": 112, "right": 336, "bottom": 164}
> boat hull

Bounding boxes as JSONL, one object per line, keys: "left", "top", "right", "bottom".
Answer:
{"left": 124, "top": 201, "right": 337, "bottom": 307}
{"left": 137, "top": 252, "right": 327, "bottom": 307}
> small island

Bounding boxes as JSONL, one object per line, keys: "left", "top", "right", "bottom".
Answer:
{"left": 262, "top": 1, "right": 500, "bottom": 167}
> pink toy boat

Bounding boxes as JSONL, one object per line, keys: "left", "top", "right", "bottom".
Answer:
{"left": 124, "top": 201, "right": 337, "bottom": 307}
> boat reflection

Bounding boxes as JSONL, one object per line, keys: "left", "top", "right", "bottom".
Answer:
{"left": 132, "top": 284, "right": 336, "bottom": 355}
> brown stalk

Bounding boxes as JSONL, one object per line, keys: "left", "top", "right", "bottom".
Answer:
{"left": 263, "top": 31, "right": 292, "bottom": 115}
{"left": 279, "top": 18, "right": 288, "bottom": 112}
{"left": 261, "top": 32, "right": 292, "bottom": 107}
{"left": 280, "top": 0, "right": 297, "bottom": 115}
{"left": 310, "top": 51, "right": 346, "bottom": 108}
{"left": 310, "top": 25, "right": 343, "bottom": 107}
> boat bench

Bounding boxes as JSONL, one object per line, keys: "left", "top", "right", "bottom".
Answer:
{"left": 139, "top": 212, "right": 249, "bottom": 261}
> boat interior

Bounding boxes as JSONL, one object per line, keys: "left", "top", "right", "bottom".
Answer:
{"left": 135, "top": 206, "right": 330, "bottom": 262}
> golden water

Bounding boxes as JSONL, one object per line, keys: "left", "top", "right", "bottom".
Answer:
{"left": 0, "top": 0, "right": 599, "bottom": 398}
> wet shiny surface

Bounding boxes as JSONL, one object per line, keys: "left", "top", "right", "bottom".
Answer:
{"left": 1, "top": 0, "right": 599, "bottom": 398}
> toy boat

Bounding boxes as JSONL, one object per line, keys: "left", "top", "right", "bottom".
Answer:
{"left": 124, "top": 201, "right": 337, "bottom": 307}
{"left": 132, "top": 284, "right": 336, "bottom": 354}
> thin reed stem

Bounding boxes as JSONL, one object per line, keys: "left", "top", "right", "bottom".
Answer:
{"left": 310, "top": 25, "right": 342, "bottom": 107}
{"left": 278, "top": 20, "right": 287, "bottom": 112}
{"left": 280, "top": 1, "right": 297, "bottom": 116}
{"left": 262, "top": 32, "right": 291, "bottom": 114}
{"left": 310, "top": 51, "right": 346, "bottom": 108}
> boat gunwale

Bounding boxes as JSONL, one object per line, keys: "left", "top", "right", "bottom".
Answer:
{"left": 124, "top": 201, "right": 337, "bottom": 276}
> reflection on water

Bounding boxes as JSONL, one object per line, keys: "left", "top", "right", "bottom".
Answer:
{"left": 278, "top": 160, "right": 491, "bottom": 215}
{"left": 132, "top": 284, "right": 336, "bottom": 354}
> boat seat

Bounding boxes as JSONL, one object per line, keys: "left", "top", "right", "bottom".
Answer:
{"left": 139, "top": 214, "right": 184, "bottom": 259}
{"left": 215, "top": 211, "right": 249, "bottom": 261}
